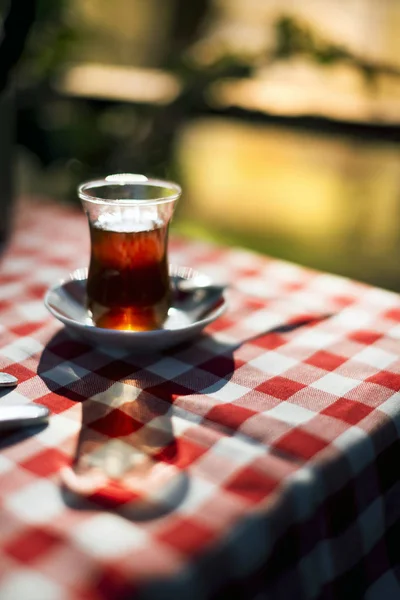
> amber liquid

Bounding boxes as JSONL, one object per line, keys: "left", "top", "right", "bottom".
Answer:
{"left": 87, "top": 218, "right": 170, "bottom": 330}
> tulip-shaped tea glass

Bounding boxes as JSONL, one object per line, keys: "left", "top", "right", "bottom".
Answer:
{"left": 78, "top": 175, "right": 181, "bottom": 331}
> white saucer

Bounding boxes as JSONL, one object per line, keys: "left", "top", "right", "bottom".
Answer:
{"left": 44, "top": 266, "right": 227, "bottom": 352}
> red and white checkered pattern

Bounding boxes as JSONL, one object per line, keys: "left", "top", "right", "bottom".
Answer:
{"left": 1, "top": 197, "right": 400, "bottom": 599}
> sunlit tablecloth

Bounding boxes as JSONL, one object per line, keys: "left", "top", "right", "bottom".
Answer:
{"left": 1, "top": 198, "right": 400, "bottom": 600}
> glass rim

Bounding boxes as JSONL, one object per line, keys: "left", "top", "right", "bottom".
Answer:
{"left": 77, "top": 174, "right": 182, "bottom": 206}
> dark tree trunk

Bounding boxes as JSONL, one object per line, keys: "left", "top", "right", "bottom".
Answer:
{"left": 168, "top": 0, "right": 213, "bottom": 60}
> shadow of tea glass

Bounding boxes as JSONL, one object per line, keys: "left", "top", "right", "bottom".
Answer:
{"left": 78, "top": 174, "right": 181, "bottom": 331}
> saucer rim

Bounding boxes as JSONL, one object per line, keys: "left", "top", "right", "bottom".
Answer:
{"left": 44, "top": 266, "right": 227, "bottom": 338}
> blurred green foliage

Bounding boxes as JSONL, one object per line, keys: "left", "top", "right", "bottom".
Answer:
{"left": 15, "top": 3, "right": 400, "bottom": 204}
{"left": 18, "top": 0, "right": 76, "bottom": 84}
{"left": 273, "top": 16, "right": 400, "bottom": 86}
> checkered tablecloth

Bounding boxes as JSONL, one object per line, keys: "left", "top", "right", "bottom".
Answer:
{"left": 1, "top": 198, "right": 400, "bottom": 600}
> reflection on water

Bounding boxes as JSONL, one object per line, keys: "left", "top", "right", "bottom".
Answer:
{"left": 176, "top": 117, "right": 400, "bottom": 291}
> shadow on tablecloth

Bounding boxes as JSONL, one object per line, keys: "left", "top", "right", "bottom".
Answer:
{"left": 36, "top": 331, "right": 196, "bottom": 520}
{"left": 37, "top": 314, "right": 325, "bottom": 520}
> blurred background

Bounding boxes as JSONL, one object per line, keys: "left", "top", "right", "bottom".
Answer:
{"left": 2, "top": 0, "right": 400, "bottom": 289}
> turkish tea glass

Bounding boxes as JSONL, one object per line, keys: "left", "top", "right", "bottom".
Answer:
{"left": 78, "top": 174, "right": 181, "bottom": 331}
